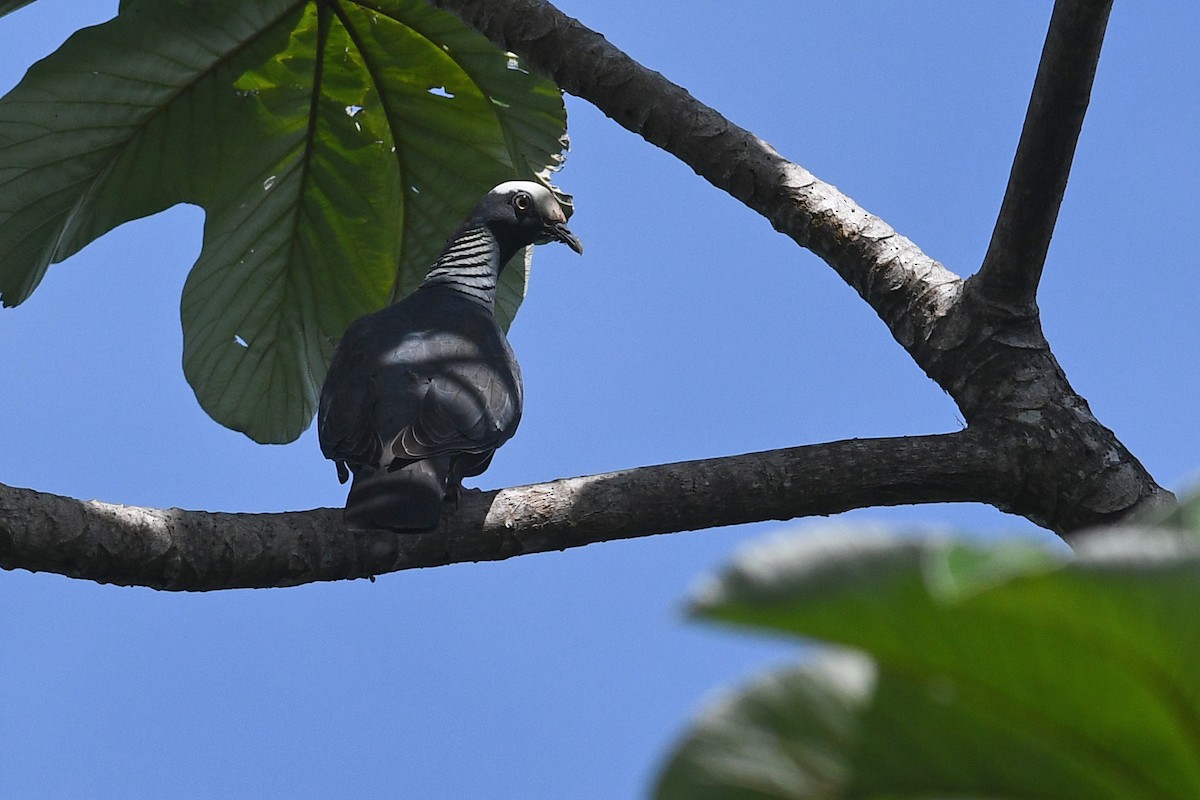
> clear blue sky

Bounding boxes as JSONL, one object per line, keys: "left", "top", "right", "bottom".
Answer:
{"left": 2, "top": 2, "right": 1198, "bottom": 798}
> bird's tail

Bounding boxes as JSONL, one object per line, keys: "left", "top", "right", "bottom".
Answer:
{"left": 343, "top": 459, "right": 449, "bottom": 532}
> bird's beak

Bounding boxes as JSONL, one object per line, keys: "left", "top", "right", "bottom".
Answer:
{"left": 548, "top": 222, "right": 584, "bottom": 255}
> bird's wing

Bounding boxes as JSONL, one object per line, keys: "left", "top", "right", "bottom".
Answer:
{"left": 322, "top": 301, "right": 522, "bottom": 471}
{"left": 318, "top": 318, "right": 387, "bottom": 470}
{"left": 389, "top": 356, "right": 522, "bottom": 462}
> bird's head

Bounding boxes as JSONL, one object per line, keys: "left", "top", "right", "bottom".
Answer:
{"left": 477, "top": 181, "right": 584, "bottom": 257}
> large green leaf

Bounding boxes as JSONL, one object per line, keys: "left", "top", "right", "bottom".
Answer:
{"left": 657, "top": 512, "right": 1200, "bottom": 799}
{"left": 0, "top": 0, "right": 568, "bottom": 442}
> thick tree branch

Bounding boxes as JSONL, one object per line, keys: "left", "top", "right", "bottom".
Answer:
{"left": 423, "top": 0, "right": 1169, "bottom": 527}
{"left": 0, "top": 2, "right": 1173, "bottom": 589}
{"left": 972, "top": 0, "right": 1113, "bottom": 308}
{"left": 1, "top": 432, "right": 1006, "bottom": 590}
{"left": 426, "top": 0, "right": 962, "bottom": 360}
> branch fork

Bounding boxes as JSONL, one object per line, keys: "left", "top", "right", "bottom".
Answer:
{"left": 1, "top": 0, "right": 1170, "bottom": 590}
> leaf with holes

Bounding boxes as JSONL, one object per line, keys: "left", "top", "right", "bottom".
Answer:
{"left": 656, "top": 522, "right": 1200, "bottom": 799}
{"left": 0, "top": 0, "right": 567, "bottom": 442}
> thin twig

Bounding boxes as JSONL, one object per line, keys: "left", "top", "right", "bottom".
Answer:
{"left": 972, "top": 0, "right": 1114, "bottom": 309}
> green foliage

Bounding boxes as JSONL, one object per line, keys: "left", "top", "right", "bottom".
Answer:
{"left": 0, "top": 0, "right": 568, "bottom": 443}
{"left": 0, "top": 1, "right": 35, "bottom": 19}
{"left": 656, "top": 492, "right": 1200, "bottom": 799}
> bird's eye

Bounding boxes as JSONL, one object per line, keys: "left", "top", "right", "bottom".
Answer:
{"left": 512, "top": 192, "right": 532, "bottom": 212}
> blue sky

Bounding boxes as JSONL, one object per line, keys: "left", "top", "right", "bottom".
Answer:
{"left": 2, "top": 2, "right": 1198, "bottom": 798}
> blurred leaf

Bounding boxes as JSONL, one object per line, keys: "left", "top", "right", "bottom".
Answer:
{"left": 0, "top": 0, "right": 36, "bottom": 19}
{"left": 657, "top": 650, "right": 876, "bottom": 800}
{"left": 0, "top": 0, "right": 567, "bottom": 442}
{"left": 657, "top": 522, "right": 1200, "bottom": 799}
{"left": 0, "top": 0, "right": 40, "bottom": 17}
{"left": 1155, "top": 486, "right": 1200, "bottom": 535}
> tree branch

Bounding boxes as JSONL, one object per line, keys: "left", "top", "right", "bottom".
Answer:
{"left": 0, "top": 2, "right": 1172, "bottom": 589}
{"left": 972, "top": 0, "right": 1113, "bottom": 308}
{"left": 422, "top": 0, "right": 1170, "bottom": 531}
{"left": 1, "top": 432, "right": 1006, "bottom": 590}
{"left": 426, "top": 0, "right": 963, "bottom": 363}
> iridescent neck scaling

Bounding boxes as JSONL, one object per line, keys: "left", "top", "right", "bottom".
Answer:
{"left": 419, "top": 226, "right": 502, "bottom": 307}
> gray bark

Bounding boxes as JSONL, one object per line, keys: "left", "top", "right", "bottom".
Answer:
{"left": 0, "top": 0, "right": 1173, "bottom": 590}
{"left": 424, "top": 0, "right": 1169, "bottom": 531}
{"left": 2, "top": 433, "right": 1006, "bottom": 590}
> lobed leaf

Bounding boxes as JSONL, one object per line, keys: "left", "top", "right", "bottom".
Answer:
{"left": 657, "top": 518, "right": 1200, "bottom": 799}
{"left": 0, "top": 0, "right": 568, "bottom": 442}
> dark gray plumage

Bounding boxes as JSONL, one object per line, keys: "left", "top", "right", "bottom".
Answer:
{"left": 318, "top": 181, "right": 582, "bottom": 531}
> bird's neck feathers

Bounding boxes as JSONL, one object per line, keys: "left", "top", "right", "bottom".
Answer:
{"left": 419, "top": 224, "right": 511, "bottom": 307}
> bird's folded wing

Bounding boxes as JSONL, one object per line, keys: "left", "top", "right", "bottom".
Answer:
{"left": 391, "top": 366, "right": 519, "bottom": 461}
{"left": 317, "top": 342, "right": 383, "bottom": 469}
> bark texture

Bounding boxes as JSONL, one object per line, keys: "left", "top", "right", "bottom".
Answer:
{"left": 424, "top": 0, "right": 1168, "bottom": 529}
{"left": 975, "top": 0, "right": 1114, "bottom": 308}
{"left": 3, "top": 433, "right": 1005, "bottom": 590}
{"left": 0, "top": 0, "right": 1174, "bottom": 590}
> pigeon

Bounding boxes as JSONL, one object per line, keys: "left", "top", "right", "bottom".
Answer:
{"left": 318, "top": 181, "right": 583, "bottom": 531}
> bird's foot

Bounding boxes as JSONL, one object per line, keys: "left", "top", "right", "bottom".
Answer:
{"left": 442, "top": 480, "right": 485, "bottom": 514}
